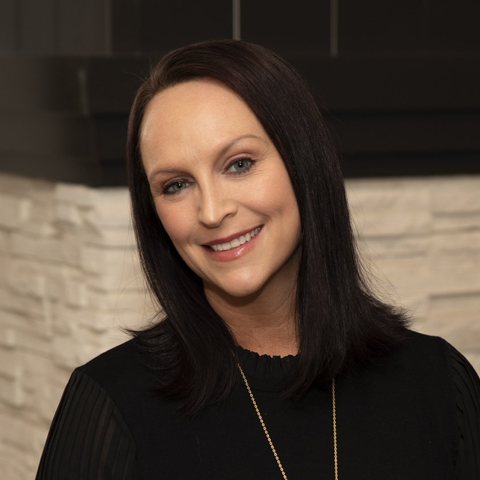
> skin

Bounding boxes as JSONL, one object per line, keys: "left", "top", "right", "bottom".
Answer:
{"left": 140, "top": 79, "right": 301, "bottom": 356}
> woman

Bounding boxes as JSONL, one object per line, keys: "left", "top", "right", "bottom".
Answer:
{"left": 37, "top": 40, "right": 480, "bottom": 479}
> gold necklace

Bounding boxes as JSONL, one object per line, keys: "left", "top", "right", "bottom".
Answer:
{"left": 238, "top": 364, "right": 338, "bottom": 480}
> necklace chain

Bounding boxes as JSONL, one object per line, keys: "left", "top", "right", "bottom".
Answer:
{"left": 238, "top": 364, "right": 338, "bottom": 480}
{"left": 332, "top": 376, "right": 338, "bottom": 480}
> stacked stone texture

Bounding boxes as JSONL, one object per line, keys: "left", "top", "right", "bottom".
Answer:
{"left": 0, "top": 172, "right": 479, "bottom": 479}
{"left": 0, "top": 173, "right": 155, "bottom": 479}
{"left": 346, "top": 177, "right": 480, "bottom": 371}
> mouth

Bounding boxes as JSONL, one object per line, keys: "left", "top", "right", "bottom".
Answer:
{"left": 204, "top": 226, "right": 262, "bottom": 252}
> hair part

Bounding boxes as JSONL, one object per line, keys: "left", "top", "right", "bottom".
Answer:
{"left": 126, "top": 39, "right": 410, "bottom": 414}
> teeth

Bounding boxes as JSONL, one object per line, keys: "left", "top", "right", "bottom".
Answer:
{"left": 210, "top": 227, "right": 261, "bottom": 252}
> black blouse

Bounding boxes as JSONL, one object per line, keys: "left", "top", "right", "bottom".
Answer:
{"left": 36, "top": 331, "right": 480, "bottom": 479}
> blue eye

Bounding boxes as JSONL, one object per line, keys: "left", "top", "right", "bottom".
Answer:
{"left": 163, "top": 180, "right": 189, "bottom": 195}
{"left": 227, "top": 158, "right": 254, "bottom": 174}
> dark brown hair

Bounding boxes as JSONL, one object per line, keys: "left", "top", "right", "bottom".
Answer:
{"left": 126, "top": 39, "right": 409, "bottom": 413}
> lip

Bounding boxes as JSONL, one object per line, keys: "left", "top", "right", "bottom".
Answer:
{"left": 202, "top": 225, "right": 263, "bottom": 247}
{"left": 202, "top": 225, "right": 263, "bottom": 261}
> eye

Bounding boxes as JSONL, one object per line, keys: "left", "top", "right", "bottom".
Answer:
{"left": 163, "top": 180, "right": 190, "bottom": 195}
{"left": 226, "top": 157, "right": 255, "bottom": 174}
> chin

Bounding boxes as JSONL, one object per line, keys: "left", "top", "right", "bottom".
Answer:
{"left": 224, "top": 285, "right": 264, "bottom": 299}
{"left": 205, "top": 275, "right": 267, "bottom": 300}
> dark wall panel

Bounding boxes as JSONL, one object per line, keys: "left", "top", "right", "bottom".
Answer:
{"left": 140, "top": 0, "right": 232, "bottom": 52}
{"left": 340, "top": 0, "right": 480, "bottom": 53}
{"left": 290, "top": 57, "right": 480, "bottom": 112}
{"left": 3, "top": 0, "right": 109, "bottom": 55}
{"left": 339, "top": 0, "right": 428, "bottom": 53}
{"left": 341, "top": 153, "right": 480, "bottom": 178}
{"left": 242, "top": 0, "right": 330, "bottom": 54}
{"left": 0, "top": 111, "right": 91, "bottom": 157}
{"left": 0, "top": 58, "right": 84, "bottom": 113}
{"left": 328, "top": 112, "right": 480, "bottom": 155}
{"left": 1, "top": 1, "right": 479, "bottom": 185}
{"left": 428, "top": 0, "right": 480, "bottom": 51}
{"left": 0, "top": 0, "right": 18, "bottom": 53}
{"left": 86, "top": 57, "right": 148, "bottom": 114}
{"left": 58, "top": 0, "right": 107, "bottom": 54}
{"left": 93, "top": 117, "right": 129, "bottom": 160}
{"left": 0, "top": 151, "right": 101, "bottom": 185}
{"left": 111, "top": 0, "right": 142, "bottom": 53}
{"left": 20, "top": 0, "right": 57, "bottom": 53}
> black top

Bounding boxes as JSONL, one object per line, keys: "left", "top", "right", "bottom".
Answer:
{"left": 36, "top": 331, "right": 480, "bottom": 479}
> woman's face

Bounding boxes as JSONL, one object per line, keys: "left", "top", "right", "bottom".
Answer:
{"left": 140, "top": 79, "right": 301, "bottom": 301}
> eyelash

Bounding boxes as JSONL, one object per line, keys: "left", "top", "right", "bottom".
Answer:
{"left": 161, "top": 157, "right": 256, "bottom": 196}
{"left": 161, "top": 179, "right": 191, "bottom": 196}
{"left": 226, "top": 157, "right": 255, "bottom": 175}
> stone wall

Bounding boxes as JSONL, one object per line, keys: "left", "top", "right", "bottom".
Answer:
{"left": 0, "top": 172, "right": 479, "bottom": 479}
{"left": 0, "top": 173, "right": 155, "bottom": 480}
{"left": 347, "top": 176, "right": 480, "bottom": 370}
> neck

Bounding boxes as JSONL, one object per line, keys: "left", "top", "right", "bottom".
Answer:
{"left": 232, "top": 319, "right": 298, "bottom": 357}
{"left": 205, "top": 280, "right": 298, "bottom": 358}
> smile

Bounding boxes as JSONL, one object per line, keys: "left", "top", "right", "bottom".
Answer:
{"left": 209, "top": 227, "right": 262, "bottom": 252}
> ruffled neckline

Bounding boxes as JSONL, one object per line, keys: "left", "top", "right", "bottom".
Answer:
{"left": 234, "top": 345, "right": 297, "bottom": 390}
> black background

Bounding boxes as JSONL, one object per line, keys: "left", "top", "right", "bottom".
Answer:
{"left": 0, "top": 0, "right": 479, "bottom": 185}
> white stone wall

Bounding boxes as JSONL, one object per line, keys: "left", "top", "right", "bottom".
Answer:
{"left": 346, "top": 176, "right": 480, "bottom": 372}
{"left": 0, "top": 172, "right": 479, "bottom": 479}
{"left": 0, "top": 173, "right": 155, "bottom": 480}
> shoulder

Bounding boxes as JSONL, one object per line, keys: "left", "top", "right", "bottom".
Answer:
{"left": 75, "top": 339, "right": 158, "bottom": 408}
{"left": 352, "top": 330, "right": 458, "bottom": 402}
{"left": 400, "top": 328, "right": 449, "bottom": 353}
{"left": 36, "top": 342, "right": 140, "bottom": 479}
{"left": 361, "top": 329, "right": 479, "bottom": 429}
{"left": 77, "top": 339, "right": 140, "bottom": 381}
{"left": 378, "top": 330, "right": 469, "bottom": 393}
{"left": 390, "top": 330, "right": 479, "bottom": 383}
{"left": 401, "top": 332, "right": 480, "bottom": 475}
{"left": 384, "top": 329, "right": 452, "bottom": 371}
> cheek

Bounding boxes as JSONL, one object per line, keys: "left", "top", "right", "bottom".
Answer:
{"left": 157, "top": 204, "right": 205, "bottom": 278}
{"left": 252, "top": 171, "right": 298, "bottom": 218}
{"left": 155, "top": 203, "right": 191, "bottom": 247}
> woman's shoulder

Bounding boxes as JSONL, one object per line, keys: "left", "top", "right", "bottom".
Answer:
{"left": 401, "top": 328, "right": 450, "bottom": 351}
{"left": 386, "top": 329, "right": 459, "bottom": 370}
{"left": 36, "top": 341, "right": 142, "bottom": 479}
{"left": 74, "top": 338, "right": 158, "bottom": 406}
{"left": 355, "top": 329, "right": 474, "bottom": 395}
{"left": 77, "top": 339, "right": 139, "bottom": 378}
{"left": 400, "top": 331, "right": 480, "bottom": 476}
{"left": 365, "top": 329, "right": 480, "bottom": 409}
{"left": 393, "top": 329, "right": 478, "bottom": 378}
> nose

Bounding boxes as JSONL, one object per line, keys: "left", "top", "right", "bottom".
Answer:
{"left": 197, "top": 183, "right": 237, "bottom": 228}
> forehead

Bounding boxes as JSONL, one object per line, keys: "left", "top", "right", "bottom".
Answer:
{"left": 141, "top": 80, "right": 263, "bottom": 134}
{"left": 139, "top": 79, "right": 268, "bottom": 159}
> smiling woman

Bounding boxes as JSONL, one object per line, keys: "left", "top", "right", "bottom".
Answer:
{"left": 141, "top": 80, "right": 301, "bottom": 315}
{"left": 36, "top": 40, "right": 480, "bottom": 480}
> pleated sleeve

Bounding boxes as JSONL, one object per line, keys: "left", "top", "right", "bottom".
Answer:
{"left": 448, "top": 344, "right": 480, "bottom": 479}
{"left": 36, "top": 370, "right": 138, "bottom": 480}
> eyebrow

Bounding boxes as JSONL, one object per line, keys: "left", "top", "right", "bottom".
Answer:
{"left": 147, "top": 134, "right": 266, "bottom": 182}
{"left": 217, "top": 134, "right": 265, "bottom": 157}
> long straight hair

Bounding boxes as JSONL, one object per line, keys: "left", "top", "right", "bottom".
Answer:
{"left": 126, "top": 40, "right": 409, "bottom": 413}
